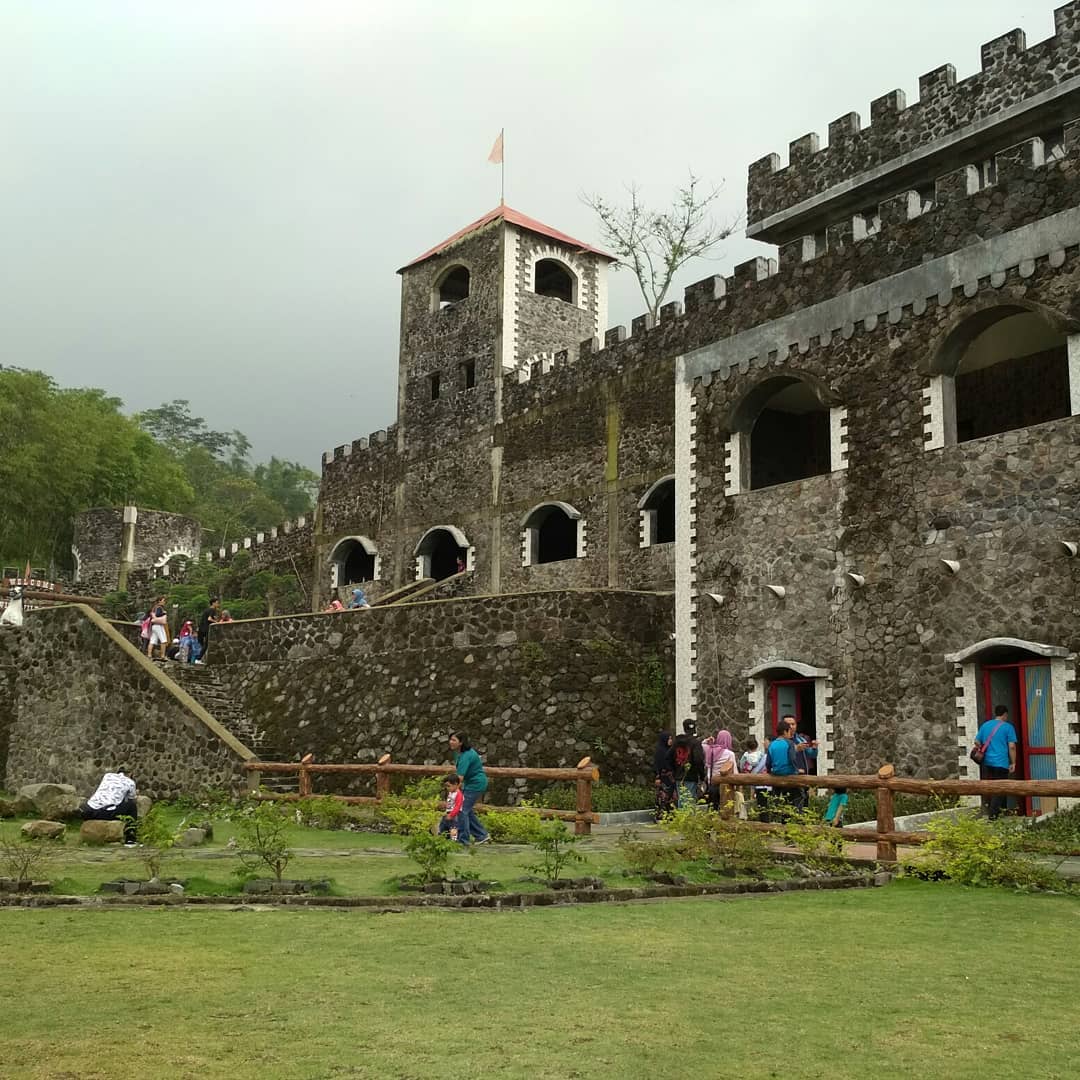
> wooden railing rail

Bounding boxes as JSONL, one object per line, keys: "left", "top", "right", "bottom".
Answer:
{"left": 244, "top": 754, "right": 601, "bottom": 834}
{"left": 716, "top": 767, "right": 1080, "bottom": 862}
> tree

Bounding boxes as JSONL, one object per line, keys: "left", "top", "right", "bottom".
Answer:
{"left": 582, "top": 173, "right": 739, "bottom": 322}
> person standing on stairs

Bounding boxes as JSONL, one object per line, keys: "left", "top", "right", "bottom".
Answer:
{"left": 197, "top": 597, "right": 220, "bottom": 664}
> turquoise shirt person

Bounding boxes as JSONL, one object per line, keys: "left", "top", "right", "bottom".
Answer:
{"left": 766, "top": 735, "right": 797, "bottom": 775}
{"left": 453, "top": 746, "right": 488, "bottom": 793}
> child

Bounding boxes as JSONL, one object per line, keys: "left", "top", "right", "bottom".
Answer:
{"left": 437, "top": 773, "right": 465, "bottom": 840}
{"left": 823, "top": 786, "right": 848, "bottom": 827}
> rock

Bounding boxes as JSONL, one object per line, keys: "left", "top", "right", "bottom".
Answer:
{"left": 18, "top": 783, "right": 81, "bottom": 820}
{"left": 20, "top": 820, "right": 66, "bottom": 840}
{"left": 136, "top": 795, "right": 153, "bottom": 819}
{"left": 175, "top": 828, "right": 208, "bottom": 848}
{"left": 80, "top": 820, "right": 125, "bottom": 845}
{"left": 169, "top": 883, "right": 185, "bottom": 895}
{"left": 873, "top": 871, "right": 894, "bottom": 887}
{"left": 0, "top": 798, "right": 19, "bottom": 818}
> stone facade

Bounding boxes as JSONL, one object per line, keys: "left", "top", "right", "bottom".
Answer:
{"left": 205, "top": 589, "right": 673, "bottom": 798}
{"left": 72, "top": 506, "right": 201, "bottom": 597}
{"left": 0, "top": 606, "right": 251, "bottom": 797}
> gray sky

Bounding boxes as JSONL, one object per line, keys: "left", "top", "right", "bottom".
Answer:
{"left": 2, "top": 0, "right": 1049, "bottom": 467}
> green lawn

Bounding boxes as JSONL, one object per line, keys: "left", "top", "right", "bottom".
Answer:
{"left": 1, "top": 882, "right": 1077, "bottom": 1079}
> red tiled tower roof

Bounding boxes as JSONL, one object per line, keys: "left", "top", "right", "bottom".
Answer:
{"left": 398, "top": 205, "right": 613, "bottom": 272}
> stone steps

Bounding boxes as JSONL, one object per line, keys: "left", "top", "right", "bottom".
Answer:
{"left": 161, "top": 662, "right": 297, "bottom": 794}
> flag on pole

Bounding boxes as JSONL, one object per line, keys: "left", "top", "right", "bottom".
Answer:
{"left": 487, "top": 130, "right": 504, "bottom": 164}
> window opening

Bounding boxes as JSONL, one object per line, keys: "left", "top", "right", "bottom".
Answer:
{"left": 915, "top": 184, "right": 936, "bottom": 216}
{"left": 748, "top": 380, "right": 831, "bottom": 490}
{"left": 975, "top": 157, "right": 998, "bottom": 190}
{"left": 428, "top": 372, "right": 441, "bottom": 401}
{"left": 853, "top": 206, "right": 881, "bottom": 240}
{"left": 435, "top": 265, "right": 470, "bottom": 310}
{"left": 460, "top": 360, "right": 476, "bottom": 390}
{"left": 1041, "top": 127, "right": 1066, "bottom": 163}
{"left": 534, "top": 259, "right": 575, "bottom": 303}
{"left": 640, "top": 478, "right": 676, "bottom": 546}
{"left": 524, "top": 504, "right": 580, "bottom": 564}
{"left": 416, "top": 528, "right": 468, "bottom": 581}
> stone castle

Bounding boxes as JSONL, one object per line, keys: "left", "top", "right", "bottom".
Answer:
{"left": 6, "top": 4, "right": 1080, "bottom": 801}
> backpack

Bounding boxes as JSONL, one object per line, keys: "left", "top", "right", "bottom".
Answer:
{"left": 674, "top": 745, "right": 691, "bottom": 770}
{"left": 140, "top": 616, "right": 152, "bottom": 640}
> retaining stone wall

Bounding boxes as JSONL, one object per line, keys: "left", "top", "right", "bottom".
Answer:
{"left": 2, "top": 606, "right": 249, "bottom": 798}
{"left": 206, "top": 590, "right": 674, "bottom": 798}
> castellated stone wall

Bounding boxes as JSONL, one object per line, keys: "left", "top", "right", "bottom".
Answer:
{"left": 205, "top": 589, "right": 674, "bottom": 799}
{"left": 0, "top": 606, "right": 250, "bottom": 797}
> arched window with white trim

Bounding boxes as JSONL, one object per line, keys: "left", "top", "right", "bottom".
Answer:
{"left": 328, "top": 535, "right": 380, "bottom": 589}
{"left": 534, "top": 258, "right": 577, "bottom": 304}
{"left": 638, "top": 476, "right": 675, "bottom": 547}
{"left": 414, "top": 526, "right": 473, "bottom": 581}
{"left": 432, "top": 264, "right": 470, "bottom": 312}
{"left": 521, "top": 502, "right": 584, "bottom": 565}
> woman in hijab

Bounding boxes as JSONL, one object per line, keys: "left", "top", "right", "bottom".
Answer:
{"left": 652, "top": 732, "right": 676, "bottom": 821}
{"left": 703, "top": 729, "right": 738, "bottom": 818}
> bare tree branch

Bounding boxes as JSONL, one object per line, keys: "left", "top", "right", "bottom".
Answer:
{"left": 582, "top": 173, "right": 741, "bottom": 321}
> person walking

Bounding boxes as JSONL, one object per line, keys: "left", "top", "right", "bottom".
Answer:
{"left": 766, "top": 718, "right": 803, "bottom": 816}
{"left": 973, "top": 705, "right": 1018, "bottom": 820}
{"left": 146, "top": 596, "right": 169, "bottom": 661}
{"left": 448, "top": 732, "right": 491, "bottom": 846}
{"left": 652, "top": 731, "right": 676, "bottom": 820}
{"left": 670, "top": 720, "right": 706, "bottom": 809}
{"left": 197, "top": 597, "right": 220, "bottom": 663}
{"left": 703, "top": 728, "right": 738, "bottom": 817}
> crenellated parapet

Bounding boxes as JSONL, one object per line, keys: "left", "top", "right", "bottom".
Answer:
{"left": 320, "top": 422, "right": 400, "bottom": 471}
{"left": 204, "top": 515, "right": 315, "bottom": 570}
{"left": 748, "top": 2, "right": 1080, "bottom": 242}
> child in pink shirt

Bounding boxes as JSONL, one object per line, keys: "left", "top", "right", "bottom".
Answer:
{"left": 437, "top": 773, "right": 465, "bottom": 840}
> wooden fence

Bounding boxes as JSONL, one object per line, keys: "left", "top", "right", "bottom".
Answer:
{"left": 719, "top": 767, "right": 1080, "bottom": 861}
{"left": 244, "top": 754, "right": 601, "bottom": 834}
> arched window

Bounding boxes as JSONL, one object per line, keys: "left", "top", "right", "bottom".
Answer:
{"left": 638, "top": 477, "right": 675, "bottom": 547}
{"left": 521, "top": 502, "right": 583, "bottom": 565}
{"left": 413, "top": 526, "right": 471, "bottom": 581}
{"left": 741, "top": 377, "right": 831, "bottom": 490}
{"left": 433, "top": 265, "right": 470, "bottom": 311}
{"left": 329, "top": 536, "right": 379, "bottom": 589}
{"left": 534, "top": 259, "right": 576, "bottom": 303}
{"left": 929, "top": 307, "right": 1071, "bottom": 444}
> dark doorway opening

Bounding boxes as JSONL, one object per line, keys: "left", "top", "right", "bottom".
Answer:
{"left": 767, "top": 674, "right": 818, "bottom": 774}
{"left": 419, "top": 529, "right": 467, "bottom": 581}
{"left": 534, "top": 507, "right": 577, "bottom": 563}
{"left": 534, "top": 259, "right": 575, "bottom": 303}
{"left": 343, "top": 544, "right": 375, "bottom": 584}
{"left": 749, "top": 381, "right": 830, "bottom": 489}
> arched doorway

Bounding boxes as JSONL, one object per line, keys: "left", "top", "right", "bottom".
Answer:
{"left": 521, "top": 502, "right": 582, "bottom": 565}
{"left": 947, "top": 638, "right": 1070, "bottom": 816}
{"left": 414, "top": 526, "right": 471, "bottom": 581}
{"left": 745, "top": 660, "right": 832, "bottom": 774}
{"left": 328, "top": 536, "right": 379, "bottom": 589}
{"left": 638, "top": 476, "right": 676, "bottom": 546}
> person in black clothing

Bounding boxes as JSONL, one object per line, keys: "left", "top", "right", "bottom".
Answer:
{"left": 652, "top": 731, "right": 676, "bottom": 820}
{"left": 197, "top": 596, "right": 221, "bottom": 663}
{"left": 669, "top": 720, "right": 707, "bottom": 808}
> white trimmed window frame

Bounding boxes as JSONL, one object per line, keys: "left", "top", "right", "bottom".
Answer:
{"left": 520, "top": 501, "right": 585, "bottom": 567}
{"left": 526, "top": 246, "right": 586, "bottom": 310}
{"left": 638, "top": 475, "right": 676, "bottom": 548}
{"left": 328, "top": 535, "right": 381, "bottom": 590}
{"left": 412, "top": 526, "right": 474, "bottom": 581}
{"left": 745, "top": 662, "right": 834, "bottom": 774}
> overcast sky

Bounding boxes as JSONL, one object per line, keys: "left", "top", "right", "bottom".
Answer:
{"left": 2, "top": 0, "right": 1050, "bottom": 467}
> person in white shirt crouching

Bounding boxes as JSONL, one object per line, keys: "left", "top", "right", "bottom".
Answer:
{"left": 79, "top": 769, "right": 139, "bottom": 845}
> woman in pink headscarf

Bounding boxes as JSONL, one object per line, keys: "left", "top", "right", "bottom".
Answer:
{"left": 703, "top": 729, "right": 738, "bottom": 818}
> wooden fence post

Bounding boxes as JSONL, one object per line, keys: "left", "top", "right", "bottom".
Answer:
{"left": 575, "top": 757, "right": 593, "bottom": 836}
{"left": 375, "top": 753, "right": 392, "bottom": 805}
{"left": 298, "top": 752, "right": 314, "bottom": 799}
{"left": 876, "top": 763, "right": 897, "bottom": 863}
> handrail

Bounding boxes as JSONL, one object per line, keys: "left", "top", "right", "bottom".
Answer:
{"left": 244, "top": 754, "right": 600, "bottom": 834}
{"left": 714, "top": 766, "right": 1080, "bottom": 861}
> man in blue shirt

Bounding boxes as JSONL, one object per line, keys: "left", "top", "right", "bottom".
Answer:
{"left": 766, "top": 717, "right": 804, "bottom": 814}
{"left": 974, "top": 705, "right": 1018, "bottom": 820}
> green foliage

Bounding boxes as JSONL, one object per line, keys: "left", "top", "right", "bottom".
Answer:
{"left": 1028, "top": 804, "right": 1080, "bottom": 851}
{"left": 540, "top": 782, "right": 654, "bottom": 813}
{"left": 100, "top": 591, "right": 133, "bottom": 619}
{"left": 234, "top": 800, "right": 293, "bottom": 882}
{"left": 478, "top": 806, "right": 546, "bottom": 844}
{"left": 616, "top": 827, "right": 679, "bottom": 876}
{"left": 627, "top": 653, "right": 670, "bottom": 726}
{"left": 380, "top": 793, "right": 442, "bottom": 836}
{"left": 402, "top": 830, "right": 458, "bottom": 885}
{"left": 775, "top": 803, "right": 848, "bottom": 872}
{"left": 525, "top": 820, "right": 584, "bottom": 883}
{"left": 294, "top": 797, "right": 350, "bottom": 831}
{"left": 660, "top": 806, "right": 774, "bottom": 875}
{"left": 903, "top": 814, "right": 1067, "bottom": 891}
{"left": 134, "top": 805, "right": 178, "bottom": 881}
{"left": 401, "top": 777, "right": 444, "bottom": 801}
{"left": 519, "top": 640, "right": 546, "bottom": 667}
{"left": 170, "top": 788, "right": 245, "bottom": 820}
{"left": 0, "top": 834, "right": 57, "bottom": 885}
{"left": 806, "top": 791, "right": 961, "bottom": 825}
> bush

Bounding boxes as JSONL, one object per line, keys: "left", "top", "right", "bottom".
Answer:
{"left": 539, "top": 782, "right": 654, "bottom": 814}
{"left": 234, "top": 800, "right": 293, "bottom": 882}
{"left": 478, "top": 806, "right": 546, "bottom": 844}
{"left": 902, "top": 814, "right": 1066, "bottom": 891}
{"left": 171, "top": 789, "right": 246, "bottom": 821}
{"left": 294, "top": 796, "right": 350, "bottom": 831}
{"left": 616, "top": 827, "right": 679, "bottom": 876}
{"left": 134, "top": 805, "right": 178, "bottom": 881}
{"left": 806, "top": 791, "right": 961, "bottom": 825}
{"left": 526, "top": 820, "right": 585, "bottom": 883}
{"left": 660, "top": 806, "right": 774, "bottom": 876}
{"left": 1028, "top": 804, "right": 1080, "bottom": 850}
{"left": 0, "top": 834, "right": 57, "bottom": 885}
{"left": 402, "top": 830, "right": 458, "bottom": 884}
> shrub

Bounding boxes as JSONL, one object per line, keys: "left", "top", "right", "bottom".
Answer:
{"left": 775, "top": 803, "right": 848, "bottom": 872}
{"left": 539, "top": 782, "right": 654, "bottom": 814}
{"left": 616, "top": 827, "right": 679, "bottom": 876}
{"left": 902, "top": 814, "right": 1066, "bottom": 891}
{"left": 526, "top": 820, "right": 584, "bottom": 883}
{"left": 0, "top": 834, "right": 57, "bottom": 885}
{"left": 133, "top": 805, "right": 178, "bottom": 881}
{"left": 171, "top": 789, "right": 246, "bottom": 821}
{"left": 805, "top": 791, "right": 961, "bottom": 825}
{"left": 1028, "top": 804, "right": 1080, "bottom": 851}
{"left": 294, "top": 796, "right": 350, "bottom": 831}
{"left": 478, "top": 806, "right": 546, "bottom": 844}
{"left": 234, "top": 800, "right": 292, "bottom": 882}
{"left": 402, "top": 830, "right": 458, "bottom": 884}
{"left": 660, "top": 806, "right": 774, "bottom": 875}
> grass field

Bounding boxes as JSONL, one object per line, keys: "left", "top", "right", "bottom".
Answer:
{"left": 1, "top": 881, "right": 1078, "bottom": 1080}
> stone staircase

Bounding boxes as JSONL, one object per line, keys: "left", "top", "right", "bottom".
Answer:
{"left": 163, "top": 662, "right": 298, "bottom": 794}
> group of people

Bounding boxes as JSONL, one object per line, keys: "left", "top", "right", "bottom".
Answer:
{"left": 652, "top": 717, "right": 826, "bottom": 822}
{"left": 325, "top": 587, "right": 370, "bottom": 613}
{"left": 139, "top": 596, "right": 228, "bottom": 664}
{"left": 436, "top": 732, "right": 492, "bottom": 846}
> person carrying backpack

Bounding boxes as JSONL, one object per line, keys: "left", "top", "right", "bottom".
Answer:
{"left": 669, "top": 720, "right": 706, "bottom": 809}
